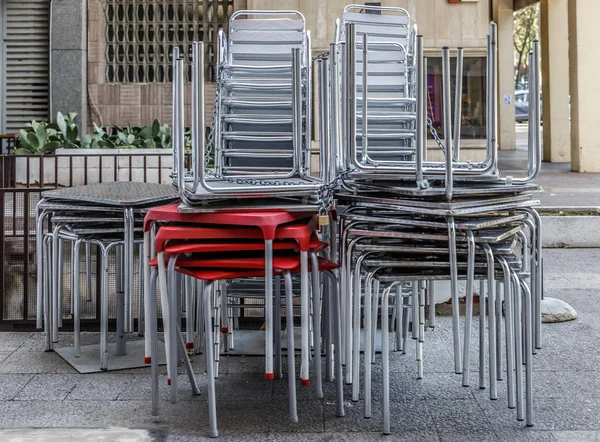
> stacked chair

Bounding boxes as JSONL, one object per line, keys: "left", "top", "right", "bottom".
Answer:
{"left": 143, "top": 10, "right": 343, "bottom": 439}
{"left": 140, "top": 5, "right": 544, "bottom": 439}
{"left": 328, "top": 5, "right": 542, "bottom": 435}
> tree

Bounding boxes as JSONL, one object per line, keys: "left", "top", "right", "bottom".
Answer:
{"left": 514, "top": 3, "right": 539, "bottom": 86}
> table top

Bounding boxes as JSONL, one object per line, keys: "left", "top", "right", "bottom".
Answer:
{"left": 41, "top": 182, "right": 179, "bottom": 207}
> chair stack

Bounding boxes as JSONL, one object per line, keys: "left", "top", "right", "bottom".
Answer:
{"left": 325, "top": 5, "right": 543, "bottom": 435}
{"left": 141, "top": 5, "right": 546, "bottom": 439}
{"left": 144, "top": 12, "right": 344, "bottom": 437}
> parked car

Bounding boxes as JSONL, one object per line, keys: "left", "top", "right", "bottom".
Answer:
{"left": 515, "top": 90, "right": 543, "bottom": 123}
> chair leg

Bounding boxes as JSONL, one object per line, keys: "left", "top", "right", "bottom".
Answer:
{"left": 371, "top": 279, "right": 380, "bottom": 363}
{"left": 351, "top": 266, "right": 361, "bottom": 401}
{"left": 479, "top": 280, "right": 486, "bottom": 390}
{"left": 300, "top": 250, "right": 310, "bottom": 386}
{"left": 275, "top": 275, "right": 283, "bottom": 380}
{"left": 417, "top": 281, "right": 425, "bottom": 380}
{"left": 283, "top": 271, "right": 298, "bottom": 423}
{"left": 520, "top": 280, "right": 534, "bottom": 427}
{"left": 264, "top": 239, "right": 274, "bottom": 381}
{"left": 364, "top": 275, "right": 373, "bottom": 419}
{"left": 203, "top": 281, "right": 219, "bottom": 438}
{"left": 496, "top": 280, "right": 503, "bottom": 381}
{"left": 73, "top": 239, "right": 82, "bottom": 358}
{"left": 156, "top": 252, "right": 172, "bottom": 385}
{"left": 43, "top": 236, "right": 52, "bottom": 351}
{"left": 447, "top": 216, "right": 462, "bottom": 374}
{"left": 512, "top": 272, "right": 524, "bottom": 422}
{"left": 396, "top": 285, "right": 403, "bottom": 352}
{"left": 328, "top": 271, "right": 345, "bottom": 418}
{"left": 310, "top": 252, "right": 323, "bottom": 399}
{"left": 382, "top": 284, "right": 392, "bottom": 435}
{"left": 462, "top": 231, "right": 475, "bottom": 387}
{"left": 150, "top": 268, "right": 159, "bottom": 416}
{"left": 143, "top": 231, "right": 152, "bottom": 363}
{"left": 167, "top": 255, "right": 180, "bottom": 403}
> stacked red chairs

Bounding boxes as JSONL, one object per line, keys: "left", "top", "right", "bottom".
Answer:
{"left": 143, "top": 205, "right": 344, "bottom": 437}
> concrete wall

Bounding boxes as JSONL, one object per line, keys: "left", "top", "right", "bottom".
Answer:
{"left": 248, "top": 0, "right": 491, "bottom": 54}
{"left": 84, "top": 0, "right": 490, "bottom": 132}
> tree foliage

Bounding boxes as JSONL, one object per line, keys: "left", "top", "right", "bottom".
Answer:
{"left": 514, "top": 3, "right": 539, "bottom": 86}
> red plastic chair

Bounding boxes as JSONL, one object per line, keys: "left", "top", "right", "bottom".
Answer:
{"left": 143, "top": 207, "right": 320, "bottom": 383}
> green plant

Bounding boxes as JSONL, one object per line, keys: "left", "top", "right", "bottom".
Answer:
{"left": 81, "top": 119, "right": 175, "bottom": 150}
{"left": 16, "top": 112, "right": 80, "bottom": 155}
{"left": 17, "top": 113, "right": 188, "bottom": 154}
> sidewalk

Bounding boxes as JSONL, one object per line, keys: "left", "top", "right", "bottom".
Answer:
{"left": 500, "top": 124, "right": 600, "bottom": 208}
{"left": 0, "top": 248, "right": 599, "bottom": 441}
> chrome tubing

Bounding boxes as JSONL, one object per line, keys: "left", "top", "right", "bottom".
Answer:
{"left": 415, "top": 35, "right": 424, "bottom": 183}
{"left": 453, "top": 48, "right": 464, "bottom": 162}
{"left": 441, "top": 47, "right": 453, "bottom": 201}
{"left": 360, "top": 32, "right": 368, "bottom": 165}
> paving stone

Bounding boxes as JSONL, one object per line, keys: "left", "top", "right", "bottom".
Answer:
{"left": 66, "top": 373, "right": 140, "bottom": 400}
{"left": 0, "top": 333, "right": 33, "bottom": 352}
{"left": 117, "top": 373, "right": 220, "bottom": 402}
{"left": 14, "top": 374, "right": 81, "bottom": 401}
{"left": 219, "top": 372, "right": 273, "bottom": 401}
{"left": 0, "top": 374, "right": 34, "bottom": 400}
{"left": 427, "top": 399, "right": 494, "bottom": 433}
{"left": 0, "top": 352, "right": 12, "bottom": 364}
{"left": 553, "top": 431, "right": 600, "bottom": 442}
{"left": 495, "top": 429, "right": 557, "bottom": 441}
{"left": 438, "top": 431, "right": 498, "bottom": 442}
{"left": 0, "top": 351, "right": 76, "bottom": 374}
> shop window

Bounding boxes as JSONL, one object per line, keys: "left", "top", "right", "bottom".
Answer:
{"left": 105, "top": 0, "right": 234, "bottom": 83}
{"left": 426, "top": 56, "right": 487, "bottom": 140}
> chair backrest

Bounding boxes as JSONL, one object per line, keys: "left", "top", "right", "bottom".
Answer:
{"left": 338, "top": 5, "right": 416, "bottom": 166}
{"left": 228, "top": 11, "right": 307, "bottom": 67}
{"left": 215, "top": 11, "right": 311, "bottom": 179}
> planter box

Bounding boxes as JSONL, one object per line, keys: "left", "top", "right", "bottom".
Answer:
{"left": 15, "top": 149, "right": 174, "bottom": 187}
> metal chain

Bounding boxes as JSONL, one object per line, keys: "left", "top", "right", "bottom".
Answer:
{"left": 426, "top": 116, "right": 446, "bottom": 154}
{"left": 312, "top": 51, "right": 329, "bottom": 63}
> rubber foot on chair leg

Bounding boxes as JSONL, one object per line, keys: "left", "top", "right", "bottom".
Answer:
{"left": 301, "top": 379, "right": 310, "bottom": 387}
{"left": 220, "top": 327, "right": 229, "bottom": 334}
{"left": 144, "top": 357, "right": 151, "bottom": 364}
{"left": 185, "top": 343, "right": 194, "bottom": 350}
{"left": 264, "top": 373, "right": 275, "bottom": 381}
{"left": 167, "top": 378, "right": 171, "bottom": 386}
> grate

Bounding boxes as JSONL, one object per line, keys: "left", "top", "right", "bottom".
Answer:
{"left": 105, "top": 0, "right": 234, "bottom": 83}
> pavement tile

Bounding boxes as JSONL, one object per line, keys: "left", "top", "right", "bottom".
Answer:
{"left": 495, "top": 429, "right": 557, "bottom": 441}
{"left": 0, "top": 352, "right": 12, "bottom": 364}
{"left": 117, "top": 373, "right": 220, "bottom": 402}
{"left": 66, "top": 373, "right": 140, "bottom": 400}
{"left": 438, "top": 431, "right": 498, "bottom": 442}
{"left": 0, "top": 333, "right": 33, "bottom": 352}
{"left": 219, "top": 372, "right": 273, "bottom": 402}
{"left": 14, "top": 374, "right": 81, "bottom": 401}
{"left": 0, "top": 374, "right": 34, "bottom": 400}
{"left": 552, "top": 431, "right": 600, "bottom": 442}
{"left": 427, "top": 399, "right": 494, "bottom": 433}
{"left": 0, "top": 351, "right": 76, "bottom": 374}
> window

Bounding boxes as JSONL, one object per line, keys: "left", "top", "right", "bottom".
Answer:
{"left": 105, "top": 0, "right": 234, "bottom": 83}
{"left": 426, "top": 56, "right": 487, "bottom": 140}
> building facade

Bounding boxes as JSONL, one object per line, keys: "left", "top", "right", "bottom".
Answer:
{"left": 1, "top": 0, "right": 598, "bottom": 169}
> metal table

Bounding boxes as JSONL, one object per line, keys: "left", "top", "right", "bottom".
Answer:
{"left": 37, "top": 182, "right": 178, "bottom": 371}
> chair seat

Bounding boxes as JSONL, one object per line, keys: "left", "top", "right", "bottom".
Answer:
{"left": 176, "top": 256, "right": 339, "bottom": 281}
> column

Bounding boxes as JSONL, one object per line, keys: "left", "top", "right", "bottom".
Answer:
{"left": 494, "top": 0, "right": 516, "bottom": 151}
{"left": 50, "top": 0, "right": 88, "bottom": 130}
{"left": 569, "top": 0, "right": 600, "bottom": 172}
{"left": 541, "top": 0, "right": 570, "bottom": 163}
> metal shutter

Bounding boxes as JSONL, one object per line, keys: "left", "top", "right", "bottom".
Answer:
{"left": 3, "top": 0, "right": 49, "bottom": 132}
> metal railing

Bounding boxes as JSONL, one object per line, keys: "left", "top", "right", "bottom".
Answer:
{"left": 0, "top": 151, "right": 176, "bottom": 330}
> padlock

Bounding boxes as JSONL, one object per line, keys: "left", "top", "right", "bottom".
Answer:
{"left": 318, "top": 214, "right": 330, "bottom": 226}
